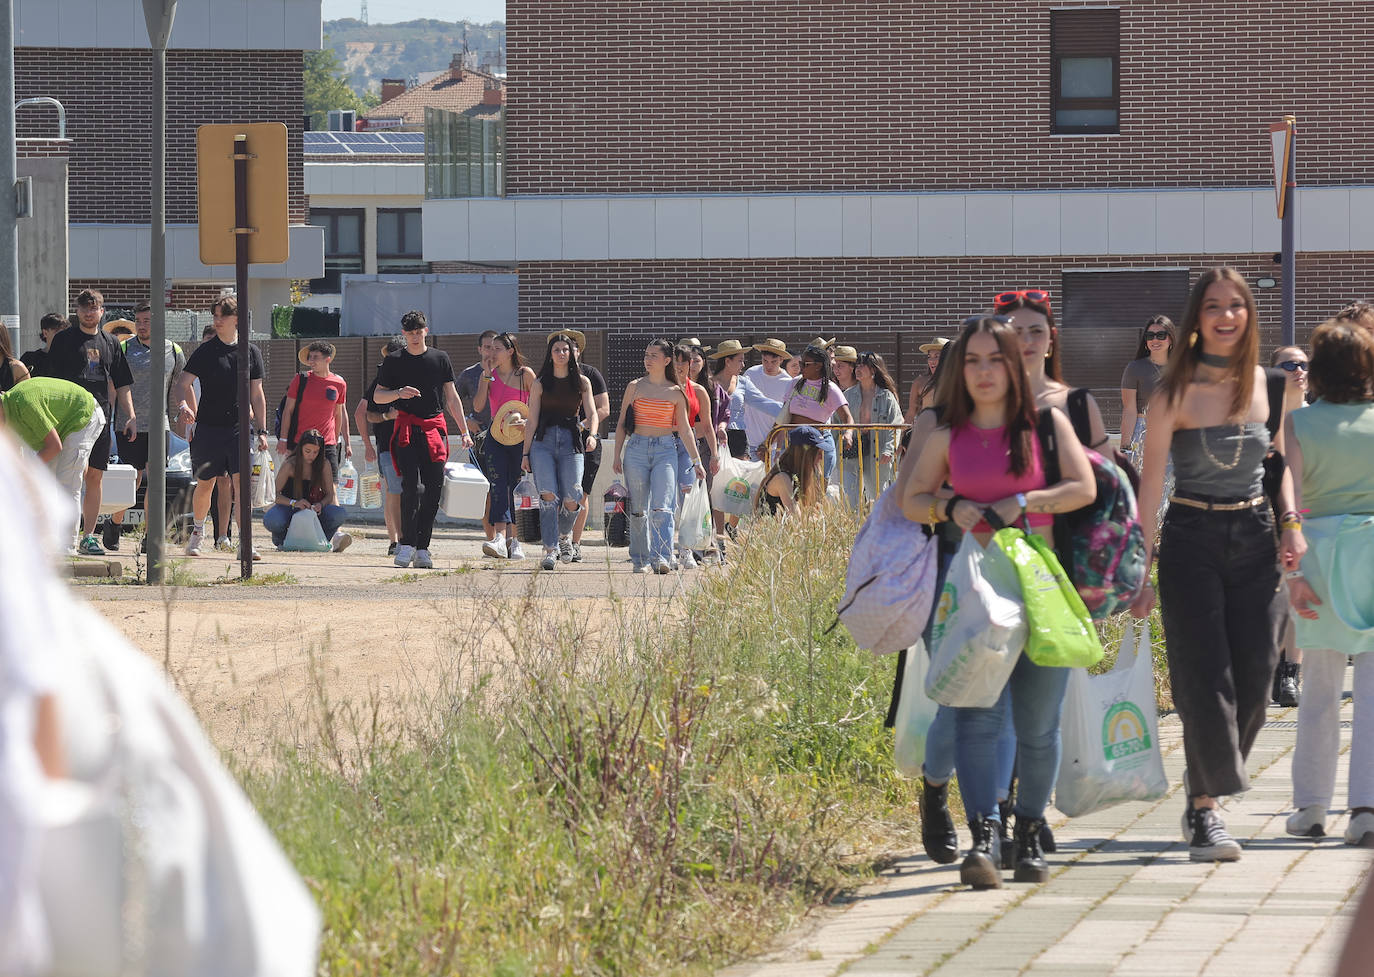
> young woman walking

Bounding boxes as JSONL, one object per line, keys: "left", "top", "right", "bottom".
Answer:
{"left": 1129, "top": 267, "right": 1305, "bottom": 862}
{"left": 1120, "top": 316, "right": 1176, "bottom": 459}
{"left": 774, "top": 343, "right": 855, "bottom": 479}
{"left": 903, "top": 316, "right": 1095, "bottom": 888}
{"left": 521, "top": 333, "right": 599, "bottom": 571}
{"left": 669, "top": 344, "right": 721, "bottom": 568}
{"left": 472, "top": 333, "right": 535, "bottom": 561}
{"left": 842, "top": 351, "right": 902, "bottom": 505}
{"left": 1270, "top": 344, "right": 1311, "bottom": 705}
{"left": 613, "top": 340, "right": 704, "bottom": 574}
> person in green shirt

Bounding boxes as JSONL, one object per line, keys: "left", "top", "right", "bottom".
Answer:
{"left": 0, "top": 377, "right": 105, "bottom": 553}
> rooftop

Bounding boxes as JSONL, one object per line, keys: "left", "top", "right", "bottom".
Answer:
{"left": 364, "top": 62, "right": 505, "bottom": 128}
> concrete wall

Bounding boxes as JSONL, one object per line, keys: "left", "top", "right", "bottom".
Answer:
{"left": 17, "top": 155, "right": 69, "bottom": 352}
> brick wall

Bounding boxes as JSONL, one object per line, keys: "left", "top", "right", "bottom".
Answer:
{"left": 17, "top": 138, "right": 71, "bottom": 159}
{"left": 17, "top": 49, "right": 305, "bottom": 224}
{"left": 68, "top": 280, "right": 228, "bottom": 312}
{"left": 517, "top": 253, "right": 1374, "bottom": 431}
{"left": 506, "top": 0, "right": 1372, "bottom": 193}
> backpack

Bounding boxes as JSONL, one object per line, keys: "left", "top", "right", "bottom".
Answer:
{"left": 1259, "top": 368, "right": 1288, "bottom": 522}
{"left": 1037, "top": 404, "right": 1148, "bottom": 620}
{"left": 273, "top": 371, "right": 310, "bottom": 446}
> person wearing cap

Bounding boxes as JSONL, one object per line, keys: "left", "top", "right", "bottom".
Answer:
{"left": 261, "top": 429, "right": 352, "bottom": 552}
{"left": 760, "top": 425, "right": 827, "bottom": 517}
{"left": 774, "top": 342, "right": 855, "bottom": 480}
{"left": 562, "top": 329, "right": 610, "bottom": 562}
{"left": 276, "top": 340, "right": 351, "bottom": 475}
{"left": 44, "top": 288, "right": 136, "bottom": 555}
{"left": 907, "top": 337, "right": 950, "bottom": 422}
{"left": 741, "top": 338, "right": 795, "bottom": 461}
{"left": 832, "top": 345, "right": 859, "bottom": 392}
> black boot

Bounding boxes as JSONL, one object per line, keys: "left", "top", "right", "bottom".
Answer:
{"left": 1013, "top": 814, "right": 1051, "bottom": 884}
{"left": 1039, "top": 822, "right": 1057, "bottom": 854}
{"left": 959, "top": 816, "right": 1003, "bottom": 889}
{"left": 919, "top": 778, "right": 959, "bottom": 865}
{"left": 998, "top": 798, "right": 1016, "bottom": 869}
{"left": 1275, "top": 660, "right": 1300, "bottom": 707}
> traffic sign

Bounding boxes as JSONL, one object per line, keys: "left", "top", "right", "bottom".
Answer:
{"left": 1270, "top": 117, "right": 1295, "bottom": 220}
{"left": 196, "top": 123, "right": 290, "bottom": 265}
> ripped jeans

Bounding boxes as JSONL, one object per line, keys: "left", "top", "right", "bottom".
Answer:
{"left": 624, "top": 433, "right": 679, "bottom": 569}
{"left": 529, "top": 425, "right": 585, "bottom": 551}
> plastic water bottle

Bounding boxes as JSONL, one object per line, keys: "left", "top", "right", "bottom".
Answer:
{"left": 359, "top": 461, "right": 382, "bottom": 510}
{"left": 337, "top": 457, "right": 359, "bottom": 506}
{"left": 515, "top": 474, "right": 538, "bottom": 511}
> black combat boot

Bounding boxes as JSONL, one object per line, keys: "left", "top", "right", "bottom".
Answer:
{"left": 998, "top": 798, "right": 1015, "bottom": 869}
{"left": 1013, "top": 814, "right": 1051, "bottom": 884}
{"left": 919, "top": 778, "right": 959, "bottom": 865}
{"left": 959, "top": 816, "right": 1003, "bottom": 889}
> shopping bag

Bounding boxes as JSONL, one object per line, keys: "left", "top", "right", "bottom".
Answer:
{"left": 1054, "top": 621, "right": 1168, "bottom": 817}
{"left": 250, "top": 447, "right": 275, "bottom": 509}
{"left": 893, "top": 640, "right": 939, "bottom": 778}
{"left": 678, "top": 480, "right": 711, "bottom": 549}
{"left": 710, "top": 454, "right": 765, "bottom": 516}
{"left": 925, "top": 534, "right": 1026, "bottom": 707}
{"left": 992, "top": 527, "right": 1103, "bottom": 669}
{"left": 835, "top": 483, "right": 936, "bottom": 654}
{"left": 281, "top": 508, "right": 332, "bottom": 552}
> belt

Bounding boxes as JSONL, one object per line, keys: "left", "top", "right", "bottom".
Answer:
{"left": 1169, "top": 494, "right": 1265, "bottom": 512}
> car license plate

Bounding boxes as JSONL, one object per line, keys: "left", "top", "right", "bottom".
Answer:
{"left": 120, "top": 508, "right": 146, "bottom": 525}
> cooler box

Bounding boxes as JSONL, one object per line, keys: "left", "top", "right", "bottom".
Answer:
{"left": 440, "top": 461, "right": 490, "bottom": 518}
{"left": 98, "top": 463, "right": 138, "bottom": 514}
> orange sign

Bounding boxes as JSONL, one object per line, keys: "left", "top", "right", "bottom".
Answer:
{"left": 196, "top": 123, "right": 290, "bottom": 265}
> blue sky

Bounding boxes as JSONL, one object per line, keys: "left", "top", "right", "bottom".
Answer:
{"left": 322, "top": 0, "right": 505, "bottom": 24}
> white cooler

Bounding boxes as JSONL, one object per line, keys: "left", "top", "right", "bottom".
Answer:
{"left": 98, "top": 463, "right": 138, "bottom": 514}
{"left": 440, "top": 461, "right": 490, "bottom": 518}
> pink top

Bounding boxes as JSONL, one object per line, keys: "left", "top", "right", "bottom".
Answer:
{"left": 488, "top": 370, "right": 529, "bottom": 413}
{"left": 948, "top": 423, "right": 1052, "bottom": 531}
{"left": 782, "top": 379, "right": 846, "bottom": 423}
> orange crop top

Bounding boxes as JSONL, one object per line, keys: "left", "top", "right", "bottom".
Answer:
{"left": 634, "top": 396, "right": 677, "bottom": 429}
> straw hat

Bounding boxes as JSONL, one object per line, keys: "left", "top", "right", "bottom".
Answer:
{"left": 804, "top": 336, "right": 836, "bottom": 352}
{"left": 832, "top": 345, "right": 858, "bottom": 363}
{"left": 297, "top": 342, "right": 336, "bottom": 367}
{"left": 919, "top": 337, "right": 951, "bottom": 354}
{"left": 102, "top": 318, "right": 135, "bottom": 337}
{"left": 708, "top": 339, "right": 746, "bottom": 360}
{"left": 547, "top": 328, "right": 586, "bottom": 352}
{"left": 752, "top": 338, "right": 789, "bottom": 356}
{"left": 490, "top": 400, "right": 531, "bottom": 446}
{"left": 678, "top": 337, "right": 712, "bottom": 353}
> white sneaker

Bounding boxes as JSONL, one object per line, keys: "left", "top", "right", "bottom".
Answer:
{"left": 507, "top": 539, "right": 525, "bottom": 561}
{"left": 481, "top": 538, "right": 506, "bottom": 559}
{"left": 394, "top": 543, "right": 415, "bottom": 567}
{"left": 558, "top": 536, "right": 573, "bottom": 563}
{"left": 413, "top": 549, "right": 433, "bottom": 569}
{"left": 540, "top": 550, "right": 557, "bottom": 571}
{"left": 215, "top": 535, "right": 234, "bottom": 552}
{"left": 1345, "top": 811, "right": 1374, "bottom": 847}
{"left": 238, "top": 545, "right": 262, "bottom": 562}
{"left": 679, "top": 549, "right": 697, "bottom": 570}
{"left": 632, "top": 564, "right": 652, "bottom": 574}
{"left": 1286, "top": 804, "right": 1327, "bottom": 838}
{"left": 185, "top": 529, "right": 204, "bottom": 557}
{"left": 331, "top": 531, "right": 353, "bottom": 553}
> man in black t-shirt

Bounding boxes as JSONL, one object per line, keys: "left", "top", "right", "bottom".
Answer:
{"left": 173, "top": 295, "right": 268, "bottom": 558}
{"left": 372, "top": 309, "right": 474, "bottom": 569}
{"left": 45, "top": 289, "right": 136, "bottom": 555}
{"left": 20, "top": 312, "right": 70, "bottom": 378}
{"left": 559, "top": 330, "right": 610, "bottom": 562}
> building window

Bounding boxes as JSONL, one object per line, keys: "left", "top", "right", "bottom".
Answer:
{"left": 1051, "top": 8, "right": 1120, "bottom": 134}
{"left": 309, "top": 208, "right": 365, "bottom": 294}
{"left": 377, "top": 209, "right": 423, "bottom": 258}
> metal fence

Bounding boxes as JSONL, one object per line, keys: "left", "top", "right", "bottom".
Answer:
{"left": 424, "top": 106, "right": 505, "bottom": 198}
{"left": 760, "top": 422, "right": 908, "bottom": 510}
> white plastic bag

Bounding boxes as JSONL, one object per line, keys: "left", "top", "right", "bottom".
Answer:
{"left": 893, "top": 640, "right": 940, "bottom": 779}
{"left": 710, "top": 455, "right": 765, "bottom": 516}
{"left": 837, "top": 484, "right": 937, "bottom": 654}
{"left": 281, "top": 508, "right": 332, "bottom": 552}
{"left": 1055, "top": 622, "right": 1168, "bottom": 817}
{"left": 925, "top": 533, "right": 1026, "bottom": 708}
{"left": 250, "top": 447, "right": 275, "bottom": 509}
{"left": 678, "top": 480, "right": 711, "bottom": 549}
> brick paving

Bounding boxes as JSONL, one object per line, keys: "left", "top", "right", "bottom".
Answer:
{"left": 719, "top": 679, "right": 1370, "bottom": 977}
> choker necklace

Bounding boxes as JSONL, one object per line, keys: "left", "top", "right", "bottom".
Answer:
{"left": 1198, "top": 351, "right": 1234, "bottom": 368}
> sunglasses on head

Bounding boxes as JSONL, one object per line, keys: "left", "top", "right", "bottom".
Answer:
{"left": 962, "top": 314, "right": 1012, "bottom": 327}
{"left": 993, "top": 289, "right": 1052, "bottom": 310}
{"left": 1145, "top": 330, "right": 1171, "bottom": 341}
{"left": 1277, "top": 360, "right": 1308, "bottom": 372}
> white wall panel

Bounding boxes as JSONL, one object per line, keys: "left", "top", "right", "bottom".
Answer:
{"left": 870, "top": 195, "right": 917, "bottom": 257}
{"left": 561, "top": 199, "right": 609, "bottom": 260}
{"left": 1154, "top": 192, "right": 1206, "bottom": 254}
{"left": 1107, "top": 193, "right": 1157, "bottom": 255}
{"left": 1350, "top": 190, "right": 1374, "bottom": 252}
{"left": 917, "top": 194, "right": 965, "bottom": 256}
{"left": 840, "top": 196, "right": 872, "bottom": 257}
{"left": 1060, "top": 194, "right": 1110, "bottom": 255}
{"left": 17, "top": 0, "right": 320, "bottom": 49}
{"left": 1203, "top": 191, "right": 1254, "bottom": 253}
{"left": 653, "top": 197, "right": 702, "bottom": 259}
{"left": 748, "top": 197, "right": 796, "bottom": 258}
{"left": 468, "top": 200, "right": 515, "bottom": 261}
{"left": 1298, "top": 189, "right": 1351, "bottom": 252}
{"left": 1250, "top": 191, "right": 1282, "bottom": 252}
{"left": 514, "top": 199, "right": 563, "bottom": 261}
{"left": 794, "top": 195, "right": 842, "bottom": 257}
{"left": 422, "top": 200, "right": 468, "bottom": 262}
{"left": 73, "top": 224, "right": 323, "bottom": 279}
{"left": 1012, "top": 194, "right": 1061, "bottom": 256}
{"left": 964, "top": 194, "right": 1013, "bottom": 256}
{"left": 702, "top": 196, "right": 750, "bottom": 258}
{"left": 608, "top": 199, "right": 655, "bottom": 259}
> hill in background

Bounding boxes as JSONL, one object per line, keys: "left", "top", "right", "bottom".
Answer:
{"left": 324, "top": 18, "right": 506, "bottom": 95}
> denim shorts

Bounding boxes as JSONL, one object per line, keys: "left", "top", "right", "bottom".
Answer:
{"left": 377, "top": 450, "right": 404, "bottom": 494}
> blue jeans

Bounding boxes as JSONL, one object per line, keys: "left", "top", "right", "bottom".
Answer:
{"left": 624, "top": 433, "right": 678, "bottom": 568}
{"left": 820, "top": 430, "right": 836, "bottom": 479}
{"left": 263, "top": 503, "right": 345, "bottom": 547}
{"left": 530, "top": 426, "right": 584, "bottom": 550}
{"left": 484, "top": 437, "right": 523, "bottom": 525}
{"left": 954, "top": 654, "right": 1070, "bottom": 823}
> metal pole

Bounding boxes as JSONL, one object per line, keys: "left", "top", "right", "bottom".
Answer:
{"left": 0, "top": 1, "right": 19, "bottom": 342}
{"left": 144, "top": 0, "right": 176, "bottom": 583}
{"left": 234, "top": 132, "right": 252, "bottom": 579}
{"left": 1281, "top": 120, "right": 1297, "bottom": 347}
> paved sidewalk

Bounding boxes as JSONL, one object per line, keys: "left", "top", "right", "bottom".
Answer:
{"left": 720, "top": 684, "right": 1370, "bottom": 977}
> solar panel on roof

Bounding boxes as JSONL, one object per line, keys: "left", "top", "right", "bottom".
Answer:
{"left": 304, "top": 143, "right": 350, "bottom": 154}
{"left": 336, "top": 132, "right": 384, "bottom": 144}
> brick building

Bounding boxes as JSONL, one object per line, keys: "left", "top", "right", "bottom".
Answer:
{"left": 13, "top": 0, "right": 324, "bottom": 351}
{"left": 423, "top": 0, "right": 1374, "bottom": 428}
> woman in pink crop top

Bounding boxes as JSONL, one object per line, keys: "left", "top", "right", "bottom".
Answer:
{"left": 472, "top": 333, "right": 537, "bottom": 559}
{"left": 901, "top": 315, "right": 1095, "bottom": 891}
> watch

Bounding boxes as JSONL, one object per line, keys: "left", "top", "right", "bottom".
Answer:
{"left": 1015, "top": 492, "right": 1028, "bottom": 513}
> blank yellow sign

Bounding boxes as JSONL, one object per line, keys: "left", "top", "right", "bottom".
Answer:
{"left": 196, "top": 123, "right": 290, "bottom": 265}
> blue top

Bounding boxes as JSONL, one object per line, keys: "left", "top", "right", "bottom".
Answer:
{"left": 1170, "top": 422, "right": 1268, "bottom": 498}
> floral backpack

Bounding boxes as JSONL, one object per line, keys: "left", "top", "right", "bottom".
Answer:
{"left": 1036, "top": 401, "right": 1147, "bottom": 620}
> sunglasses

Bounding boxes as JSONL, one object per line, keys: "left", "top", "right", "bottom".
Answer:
{"left": 993, "top": 289, "right": 1052, "bottom": 310}
{"left": 962, "top": 314, "right": 1012, "bottom": 327}
{"left": 1145, "top": 330, "right": 1171, "bottom": 341}
{"left": 1277, "top": 360, "right": 1308, "bottom": 372}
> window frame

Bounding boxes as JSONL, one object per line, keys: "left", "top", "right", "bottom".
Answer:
{"left": 308, "top": 208, "right": 366, "bottom": 295}
{"left": 376, "top": 207, "right": 424, "bottom": 260}
{"left": 1050, "top": 8, "right": 1121, "bottom": 136}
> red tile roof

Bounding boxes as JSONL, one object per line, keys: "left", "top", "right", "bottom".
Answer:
{"left": 363, "top": 66, "right": 504, "bottom": 127}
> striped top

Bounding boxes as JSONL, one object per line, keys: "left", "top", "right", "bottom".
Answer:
{"left": 634, "top": 396, "right": 677, "bottom": 429}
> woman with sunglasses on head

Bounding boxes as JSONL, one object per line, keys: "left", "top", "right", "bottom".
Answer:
{"left": 903, "top": 316, "right": 1096, "bottom": 888}
{"left": 472, "top": 332, "right": 536, "bottom": 561}
{"left": 1269, "top": 345, "right": 1310, "bottom": 706}
{"left": 1129, "top": 267, "right": 1305, "bottom": 862}
{"left": 774, "top": 344, "right": 855, "bottom": 480}
{"left": 613, "top": 340, "right": 705, "bottom": 574}
{"left": 261, "top": 430, "right": 352, "bottom": 552}
{"left": 842, "top": 351, "right": 902, "bottom": 506}
{"left": 669, "top": 343, "right": 720, "bottom": 569}
{"left": 521, "top": 334, "right": 599, "bottom": 572}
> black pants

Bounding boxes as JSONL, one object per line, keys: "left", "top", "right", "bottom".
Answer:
{"left": 395, "top": 432, "right": 445, "bottom": 550}
{"left": 1157, "top": 503, "right": 1284, "bottom": 799}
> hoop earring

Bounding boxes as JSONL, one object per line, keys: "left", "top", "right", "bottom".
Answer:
{"left": 1189, "top": 332, "right": 1199, "bottom": 348}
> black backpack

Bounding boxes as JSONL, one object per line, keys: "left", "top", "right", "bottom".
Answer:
{"left": 274, "top": 371, "right": 310, "bottom": 446}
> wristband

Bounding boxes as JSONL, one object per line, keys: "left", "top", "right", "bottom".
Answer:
{"left": 943, "top": 494, "right": 964, "bottom": 521}
{"left": 1284, "top": 569, "right": 1305, "bottom": 580}
{"left": 1280, "top": 520, "right": 1303, "bottom": 532}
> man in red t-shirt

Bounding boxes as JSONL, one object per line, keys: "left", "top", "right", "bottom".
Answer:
{"left": 277, "top": 340, "right": 352, "bottom": 474}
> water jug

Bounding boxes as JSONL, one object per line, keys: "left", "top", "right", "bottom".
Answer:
{"left": 336, "top": 457, "right": 359, "bottom": 506}
{"left": 359, "top": 460, "right": 382, "bottom": 510}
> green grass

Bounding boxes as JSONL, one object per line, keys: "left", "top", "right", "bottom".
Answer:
{"left": 379, "top": 567, "right": 476, "bottom": 584}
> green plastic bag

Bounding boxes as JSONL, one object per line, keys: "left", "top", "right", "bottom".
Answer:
{"left": 991, "top": 528, "right": 1104, "bottom": 669}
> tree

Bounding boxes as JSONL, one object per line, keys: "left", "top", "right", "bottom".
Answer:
{"left": 303, "top": 46, "right": 375, "bottom": 129}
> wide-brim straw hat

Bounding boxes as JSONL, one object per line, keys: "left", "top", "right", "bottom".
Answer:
{"left": 832, "top": 345, "right": 858, "bottom": 363}
{"left": 490, "top": 400, "right": 531, "bottom": 446}
{"left": 709, "top": 339, "right": 746, "bottom": 359}
{"left": 547, "top": 328, "right": 586, "bottom": 352}
{"left": 678, "top": 337, "right": 712, "bottom": 353}
{"left": 298, "top": 343, "right": 336, "bottom": 366}
{"left": 752, "top": 338, "right": 789, "bottom": 356}
{"left": 102, "top": 318, "right": 135, "bottom": 337}
{"left": 804, "top": 336, "right": 836, "bottom": 352}
{"left": 919, "top": 337, "right": 951, "bottom": 354}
